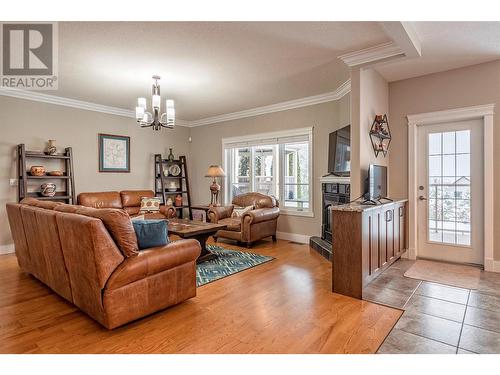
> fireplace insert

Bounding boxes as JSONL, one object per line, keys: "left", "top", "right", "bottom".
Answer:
{"left": 310, "top": 182, "right": 350, "bottom": 260}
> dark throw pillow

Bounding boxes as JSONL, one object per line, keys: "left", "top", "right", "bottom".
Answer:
{"left": 132, "top": 219, "right": 169, "bottom": 250}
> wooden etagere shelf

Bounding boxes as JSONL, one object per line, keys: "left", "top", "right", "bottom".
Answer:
{"left": 17, "top": 144, "right": 76, "bottom": 204}
{"left": 154, "top": 154, "right": 192, "bottom": 219}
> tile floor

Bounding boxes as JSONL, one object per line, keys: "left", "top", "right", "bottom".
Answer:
{"left": 365, "top": 259, "right": 500, "bottom": 354}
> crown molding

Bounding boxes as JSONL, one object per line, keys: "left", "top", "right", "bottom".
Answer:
{"left": 0, "top": 87, "right": 190, "bottom": 127}
{"left": 338, "top": 42, "right": 405, "bottom": 68}
{"left": 187, "top": 79, "right": 351, "bottom": 127}
{"left": 380, "top": 22, "right": 421, "bottom": 58}
{"left": 0, "top": 87, "right": 136, "bottom": 117}
{"left": 407, "top": 104, "right": 495, "bottom": 126}
{"left": 0, "top": 80, "right": 350, "bottom": 128}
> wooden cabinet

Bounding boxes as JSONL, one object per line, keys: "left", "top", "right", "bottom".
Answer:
{"left": 332, "top": 200, "right": 407, "bottom": 299}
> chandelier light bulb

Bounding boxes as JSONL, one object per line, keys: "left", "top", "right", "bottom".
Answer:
{"left": 138, "top": 97, "right": 147, "bottom": 109}
{"left": 135, "top": 76, "right": 175, "bottom": 130}
{"left": 135, "top": 106, "right": 145, "bottom": 120}
{"left": 152, "top": 94, "right": 161, "bottom": 110}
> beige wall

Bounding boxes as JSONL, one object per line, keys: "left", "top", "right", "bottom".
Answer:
{"left": 189, "top": 96, "right": 351, "bottom": 237}
{"left": 388, "top": 59, "right": 500, "bottom": 260}
{"left": 0, "top": 96, "right": 190, "bottom": 247}
{"left": 350, "top": 68, "right": 390, "bottom": 198}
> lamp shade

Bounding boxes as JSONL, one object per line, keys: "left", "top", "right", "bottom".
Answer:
{"left": 205, "top": 165, "right": 226, "bottom": 177}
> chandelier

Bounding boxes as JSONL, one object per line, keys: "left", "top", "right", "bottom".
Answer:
{"left": 135, "top": 75, "right": 175, "bottom": 130}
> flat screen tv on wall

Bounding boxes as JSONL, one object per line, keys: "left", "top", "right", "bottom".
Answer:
{"left": 328, "top": 125, "right": 351, "bottom": 177}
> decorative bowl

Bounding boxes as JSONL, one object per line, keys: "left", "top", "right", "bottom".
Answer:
{"left": 40, "top": 183, "right": 56, "bottom": 197}
{"left": 48, "top": 170, "right": 64, "bottom": 176}
{"left": 30, "top": 166, "right": 45, "bottom": 176}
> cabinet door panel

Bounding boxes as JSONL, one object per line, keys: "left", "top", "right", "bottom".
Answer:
{"left": 385, "top": 208, "right": 394, "bottom": 263}
{"left": 393, "top": 207, "right": 400, "bottom": 258}
{"left": 370, "top": 211, "right": 380, "bottom": 274}
{"left": 399, "top": 204, "right": 405, "bottom": 255}
{"left": 379, "top": 210, "right": 387, "bottom": 268}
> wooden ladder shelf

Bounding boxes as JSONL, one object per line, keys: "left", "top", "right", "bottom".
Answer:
{"left": 154, "top": 154, "right": 192, "bottom": 219}
{"left": 17, "top": 144, "right": 76, "bottom": 203}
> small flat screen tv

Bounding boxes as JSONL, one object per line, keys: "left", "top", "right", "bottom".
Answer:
{"left": 365, "top": 164, "right": 388, "bottom": 201}
{"left": 328, "top": 125, "right": 350, "bottom": 176}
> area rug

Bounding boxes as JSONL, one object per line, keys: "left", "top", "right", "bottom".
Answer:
{"left": 404, "top": 259, "right": 480, "bottom": 289}
{"left": 196, "top": 245, "right": 274, "bottom": 287}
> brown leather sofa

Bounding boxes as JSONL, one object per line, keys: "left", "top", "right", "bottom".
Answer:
{"left": 6, "top": 198, "right": 201, "bottom": 329}
{"left": 78, "top": 190, "right": 176, "bottom": 219}
{"left": 207, "top": 192, "right": 280, "bottom": 248}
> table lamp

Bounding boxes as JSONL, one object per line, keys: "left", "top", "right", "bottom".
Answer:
{"left": 205, "top": 165, "right": 226, "bottom": 206}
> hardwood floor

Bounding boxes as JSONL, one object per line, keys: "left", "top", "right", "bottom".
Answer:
{"left": 0, "top": 239, "right": 401, "bottom": 354}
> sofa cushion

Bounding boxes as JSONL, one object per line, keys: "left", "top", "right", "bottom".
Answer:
{"left": 139, "top": 197, "right": 161, "bottom": 213}
{"left": 231, "top": 205, "right": 254, "bottom": 218}
{"left": 54, "top": 204, "right": 85, "bottom": 213}
{"left": 20, "top": 197, "right": 41, "bottom": 206}
{"left": 36, "top": 201, "right": 63, "bottom": 210}
{"left": 219, "top": 217, "right": 242, "bottom": 231}
{"left": 20, "top": 198, "right": 62, "bottom": 210}
{"left": 124, "top": 206, "right": 141, "bottom": 216}
{"left": 78, "top": 191, "right": 122, "bottom": 209}
{"left": 132, "top": 220, "right": 169, "bottom": 250}
{"left": 232, "top": 192, "right": 277, "bottom": 209}
{"left": 121, "top": 190, "right": 154, "bottom": 208}
{"left": 76, "top": 207, "right": 139, "bottom": 257}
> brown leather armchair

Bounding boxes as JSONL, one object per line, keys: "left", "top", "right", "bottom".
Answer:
{"left": 207, "top": 192, "right": 279, "bottom": 248}
{"left": 6, "top": 198, "right": 200, "bottom": 329}
{"left": 78, "top": 190, "right": 176, "bottom": 219}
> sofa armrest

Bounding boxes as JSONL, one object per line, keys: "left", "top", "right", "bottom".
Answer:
{"left": 243, "top": 207, "right": 280, "bottom": 224}
{"left": 207, "top": 205, "right": 234, "bottom": 223}
{"left": 106, "top": 239, "right": 201, "bottom": 290}
{"left": 160, "top": 205, "right": 176, "bottom": 218}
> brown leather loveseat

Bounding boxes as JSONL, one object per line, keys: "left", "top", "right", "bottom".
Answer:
{"left": 6, "top": 198, "right": 201, "bottom": 329}
{"left": 207, "top": 192, "right": 280, "bottom": 248}
{"left": 78, "top": 190, "right": 176, "bottom": 219}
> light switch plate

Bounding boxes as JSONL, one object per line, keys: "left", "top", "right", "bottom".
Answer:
{"left": 9, "top": 179, "right": 18, "bottom": 186}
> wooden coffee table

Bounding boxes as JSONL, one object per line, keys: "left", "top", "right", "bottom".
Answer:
{"left": 168, "top": 219, "right": 226, "bottom": 263}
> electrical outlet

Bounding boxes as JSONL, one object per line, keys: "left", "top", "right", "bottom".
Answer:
{"left": 9, "top": 179, "right": 18, "bottom": 186}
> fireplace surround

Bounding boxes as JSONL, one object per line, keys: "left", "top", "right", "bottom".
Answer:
{"left": 310, "top": 176, "right": 350, "bottom": 260}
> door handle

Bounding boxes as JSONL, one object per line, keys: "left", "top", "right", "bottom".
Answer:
{"left": 419, "top": 195, "right": 427, "bottom": 201}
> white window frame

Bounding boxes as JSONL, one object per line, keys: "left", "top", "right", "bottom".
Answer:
{"left": 222, "top": 127, "right": 314, "bottom": 217}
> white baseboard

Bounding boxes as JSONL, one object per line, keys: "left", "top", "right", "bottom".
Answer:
{"left": 276, "top": 231, "right": 311, "bottom": 244}
{"left": 484, "top": 258, "right": 500, "bottom": 273}
{"left": 0, "top": 244, "right": 15, "bottom": 255}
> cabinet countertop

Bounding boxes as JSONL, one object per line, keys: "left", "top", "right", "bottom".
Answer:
{"left": 331, "top": 199, "right": 408, "bottom": 213}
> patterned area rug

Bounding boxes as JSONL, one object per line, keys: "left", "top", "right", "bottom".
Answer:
{"left": 196, "top": 245, "right": 274, "bottom": 287}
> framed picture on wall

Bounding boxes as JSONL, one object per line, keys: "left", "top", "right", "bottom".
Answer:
{"left": 98, "top": 133, "right": 130, "bottom": 172}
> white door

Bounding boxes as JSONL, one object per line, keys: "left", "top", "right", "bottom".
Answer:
{"left": 417, "top": 119, "right": 484, "bottom": 265}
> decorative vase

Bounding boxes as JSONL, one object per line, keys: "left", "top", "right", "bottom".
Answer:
{"left": 175, "top": 194, "right": 183, "bottom": 207}
{"left": 45, "top": 140, "right": 57, "bottom": 155}
{"left": 167, "top": 181, "right": 177, "bottom": 192}
{"left": 167, "top": 148, "right": 175, "bottom": 162}
{"left": 40, "top": 183, "right": 56, "bottom": 197}
{"left": 166, "top": 197, "right": 173, "bottom": 206}
{"left": 30, "top": 166, "right": 45, "bottom": 176}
